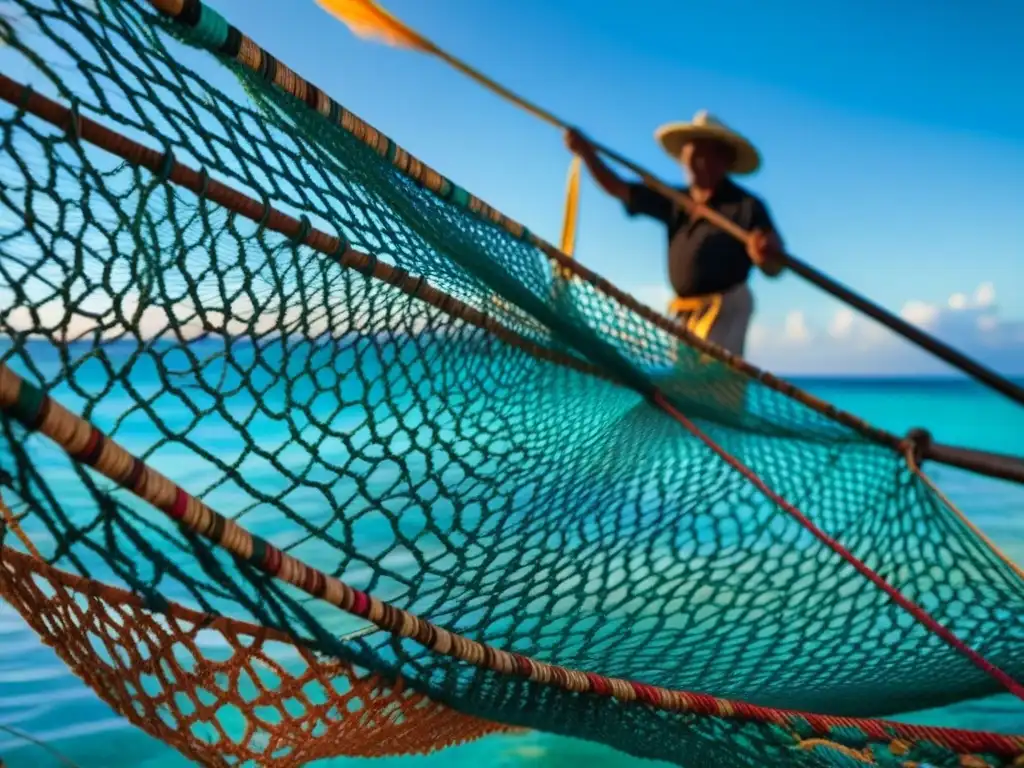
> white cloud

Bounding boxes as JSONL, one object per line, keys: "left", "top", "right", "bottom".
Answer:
{"left": 948, "top": 293, "right": 968, "bottom": 310}
{"left": 900, "top": 300, "right": 941, "bottom": 329}
{"left": 975, "top": 282, "right": 996, "bottom": 308}
{"left": 898, "top": 282, "right": 1004, "bottom": 334}
{"left": 827, "top": 307, "right": 855, "bottom": 338}
{"left": 943, "top": 283, "right": 996, "bottom": 313}
{"left": 784, "top": 310, "right": 811, "bottom": 342}
{"left": 747, "top": 282, "right": 1024, "bottom": 375}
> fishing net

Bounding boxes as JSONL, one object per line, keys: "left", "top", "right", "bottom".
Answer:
{"left": 0, "top": 1, "right": 1022, "bottom": 766}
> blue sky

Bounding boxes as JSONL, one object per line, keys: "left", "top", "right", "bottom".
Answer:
{"left": 210, "top": 0, "right": 1024, "bottom": 375}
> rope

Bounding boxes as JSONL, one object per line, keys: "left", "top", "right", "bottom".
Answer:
{"left": 559, "top": 154, "right": 582, "bottom": 258}
{"left": 3, "top": 2, "right": 1023, "bottom": 763}
{"left": 0, "top": 547, "right": 513, "bottom": 765}
{"left": 669, "top": 294, "right": 723, "bottom": 344}
{"left": 650, "top": 389, "right": 1024, "bottom": 703}
{"left": 0, "top": 74, "right": 610, "bottom": 389}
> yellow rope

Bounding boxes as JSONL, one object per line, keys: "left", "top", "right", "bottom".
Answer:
{"left": 661, "top": 294, "right": 723, "bottom": 367}
{"left": 669, "top": 294, "right": 723, "bottom": 343}
{"left": 560, "top": 155, "right": 582, "bottom": 258}
{"left": 550, "top": 155, "right": 583, "bottom": 284}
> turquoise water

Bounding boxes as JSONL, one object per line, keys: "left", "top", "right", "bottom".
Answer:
{"left": 1, "top": 376, "right": 1022, "bottom": 767}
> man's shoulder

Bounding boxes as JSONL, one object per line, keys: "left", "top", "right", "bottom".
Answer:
{"left": 642, "top": 183, "right": 688, "bottom": 197}
{"left": 629, "top": 181, "right": 687, "bottom": 199}
{"left": 723, "top": 178, "right": 764, "bottom": 204}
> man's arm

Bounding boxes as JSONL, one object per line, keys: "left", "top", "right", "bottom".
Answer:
{"left": 747, "top": 197, "right": 786, "bottom": 277}
{"left": 565, "top": 129, "right": 673, "bottom": 223}
{"left": 565, "top": 129, "right": 628, "bottom": 200}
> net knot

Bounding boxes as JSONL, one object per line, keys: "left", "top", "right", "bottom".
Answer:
{"left": 65, "top": 98, "right": 82, "bottom": 142}
{"left": 330, "top": 230, "right": 350, "bottom": 259}
{"left": 329, "top": 230, "right": 350, "bottom": 253}
{"left": 16, "top": 84, "right": 34, "bottom": 115}
{"left": 293, "top": 215, "right": 311, "bottom": 246}
{"left": 156, "top": 142, "right": 176, "bottom": 183}
{"left": 256, "top": 190, "right": 272, "bottom": 233}
{"left": 899, "top": 427, "right": 933, "bottom": 466}
{"left": 197, "top": 167, "right": 210, "bottom": 199}
{"left": 361, "top": 251, "right": 378, "bottom": 276}
{"left": 0, "top": 12, "right": 13, "bottom": 47}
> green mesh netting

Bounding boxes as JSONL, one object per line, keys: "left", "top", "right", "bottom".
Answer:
{"left": 0, "top": 1, "right": 1023, "bottom": 767}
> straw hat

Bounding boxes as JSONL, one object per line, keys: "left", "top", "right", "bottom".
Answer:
{"left": 654, "top": 110, "right": 761, "bottom": 175}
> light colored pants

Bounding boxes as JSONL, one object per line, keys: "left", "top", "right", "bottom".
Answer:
{"left": 663, "top": 282, "right": 754, "bottom": 415}
{"left": 672, "top": 282, "right": 754, "bottom": 357}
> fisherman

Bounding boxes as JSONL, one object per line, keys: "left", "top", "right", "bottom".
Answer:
{"left": 565, "top": 110, "right": 785, "bottom": 357}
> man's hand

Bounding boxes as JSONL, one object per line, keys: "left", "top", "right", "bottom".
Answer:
{"left": 563, "top": 129, "right": 629, "bottom": 201}
{"left": 564, "top": 128, "right": 594, "bottom": 158}
{"left": 747, "top": 229, "right": 785, "bottom": 277}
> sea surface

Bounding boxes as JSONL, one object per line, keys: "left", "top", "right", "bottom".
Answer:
{"left": 1, "top": 375, "right": 1023, "bottom": 767}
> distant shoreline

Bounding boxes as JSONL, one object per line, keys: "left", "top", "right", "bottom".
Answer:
{"left": 786, "top": 374, "right": 1024, "bottom": 385}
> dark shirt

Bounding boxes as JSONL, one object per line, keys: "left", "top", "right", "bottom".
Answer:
{"left": 624, "top": 179, "right": 778, "bottom": 298}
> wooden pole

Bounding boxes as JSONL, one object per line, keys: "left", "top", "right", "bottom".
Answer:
{"left": 925, "top": 442, "right": 1024, "bottom": 485}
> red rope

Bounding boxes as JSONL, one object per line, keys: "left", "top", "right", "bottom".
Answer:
{"left": 651, "top": 390, "right": 1024, "bottom": 703}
